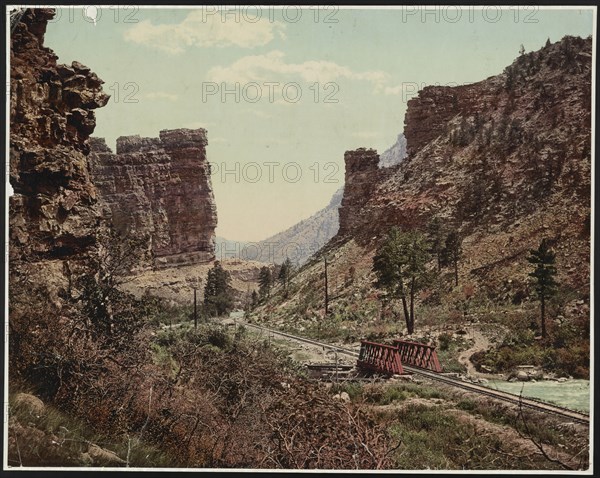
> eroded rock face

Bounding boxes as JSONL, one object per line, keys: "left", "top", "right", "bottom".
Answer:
{"left": 338, "top": 36, "right": 591, "bottom": 242}
{"left": 338, "top": 148, "right": 396, "bottom": 237}
{"left": 9, "top": 8, "right": 110, "bottom": 263}
{"left": 89, "top": 129, "right": 218, "bottom": 269}
{"left": 334, "top": 36, "right": 591, "bottom": 295}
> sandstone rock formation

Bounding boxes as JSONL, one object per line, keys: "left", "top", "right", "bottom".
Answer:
{"left": 9, "top": 8, "right": 109, "bottom": 265}
{"left": 338, "top": 148, "right": 398, "bottom": 237}
{"left": 89, "top": 129, "right": 218, "bottom": 269}
{"left": 337, "top": 36, "right": 592, "bottom": 273}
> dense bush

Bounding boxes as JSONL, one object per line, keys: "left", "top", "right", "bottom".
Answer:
{"left": 9, "top": 263, "right": 398, "bottom": 468}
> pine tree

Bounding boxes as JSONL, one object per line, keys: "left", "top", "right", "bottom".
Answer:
{"left": 203, "top": 261, "right": 233, "bottom": 317}
{"left": 426, "top": 216, "right": 446, "bottom": 271}
{"left": 258, "top": 266, "right": 273, "bottom": 301}
{"left": 527, "top": 239, "right": 558, "bottom": 339}
{"left": 443, "top": 230, "right": 463, "bottom": 286}
{"left": 250, "top": 290, "right": 259, "bottom": 309}
{"left": 373, "top": 227, "right": 430, "bottom": 334}
{"left": 277, "top": 258, "right": 293, "bottom": 297}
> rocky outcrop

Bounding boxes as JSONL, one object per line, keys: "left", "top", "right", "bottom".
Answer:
{"left": 338, "top": 36, "right": 592, "bottom": 252}
{"left": 273, "top": 35, "right": 591, "bottom": 314}
{"left": 9, "top": 8, "right": 109, "bottom": 263}
{"left": 89, "top": 129, "right": 217, "bottom": 269}
{"left": 338, "top": 148, "right": 398, "bottom": 237}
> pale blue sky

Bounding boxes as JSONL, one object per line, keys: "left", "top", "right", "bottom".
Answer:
{"left": 42, "top": 6, "right": 594, "bottom": 241}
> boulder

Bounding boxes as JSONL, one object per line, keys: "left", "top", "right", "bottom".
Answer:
{"left": 13, "top": 393, "right": 45, "bottom": 417}
{"left": 516, "top": 371, "right": 529, "bottom": 381}
{"left": 87, "top": 444, "right": 126, "bottom": 466}
{"left": 333, "top": 392, "right": 350, "bottom": 403}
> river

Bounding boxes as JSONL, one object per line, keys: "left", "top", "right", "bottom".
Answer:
{"left": 484, "top": 379, "right": 590, "bottom": 413}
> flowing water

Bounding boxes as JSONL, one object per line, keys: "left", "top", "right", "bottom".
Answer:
{"left": 485, "top": 379, "right": 590, "bottom": 412}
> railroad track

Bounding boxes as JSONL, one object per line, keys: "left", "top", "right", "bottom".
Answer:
{"left": 243, "top": 321, "right": 590, "bottom": 426}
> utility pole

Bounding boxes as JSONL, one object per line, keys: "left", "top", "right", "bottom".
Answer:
{"left": 324, "top": 256, "right": 329, "bottom": 316}
{"left": 335, "top": 350, "right": 339, "bottom": 383}
{"left": 193, "top": 287, "right": 198, "bottom": 329}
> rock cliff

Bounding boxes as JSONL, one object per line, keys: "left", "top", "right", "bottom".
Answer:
{"left": 9, "top": 8, "right": 109, "bottom": 269}
{"left": 88, "top": 129, "right": 218, "bottom": 269}
{"left": 338, "top": 148, "right": 399, "bottom": 237}
{"left": 254, "top": 36, "right": 591, "bottom": 340}
{"left": 337, "top": 36, "right": 591, "bottom": 260}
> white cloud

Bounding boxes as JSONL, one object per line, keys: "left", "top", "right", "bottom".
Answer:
{"left": 124, "top": 10, "right": 286, "bottom": 54}
{"left": 206, "top": 50, "right": 389, "bottom": 89}
{"left": 145, "top": 91, "right": 179, "bottom": 101}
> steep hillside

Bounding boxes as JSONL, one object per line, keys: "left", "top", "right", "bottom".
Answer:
{"left": 253, "top": 187, "right": 344, "bottom": 264}
{"left": 251, "top": 36, "right": 591, "bottom": 376}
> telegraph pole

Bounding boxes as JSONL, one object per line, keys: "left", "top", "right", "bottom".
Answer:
{"left": 324, "top": 256, "right": 329, "bottom": 316}
{"left": 193, "top": 287, "right": 198, "bottom": 329}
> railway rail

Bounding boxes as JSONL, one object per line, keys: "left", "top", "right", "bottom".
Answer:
{"left": 242, "top": 321, "right": 590, "bottom": 426}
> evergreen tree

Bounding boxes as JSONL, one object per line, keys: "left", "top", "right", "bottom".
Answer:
{"left": 443, "top": 230, "right": 463, "bottom": 286}
{"left": 373, "top": 227, "right": 430, "bottom": 334}
{"left": 277, "top": 258, "right": 293, "bottom": 296}
{"left": 258, "top": 266, "right": 273, "bottom": 301}
{"left": 527, "top": 239, "right": 558, "bottom": 339}
{"left": 203, "top": 261, "right": 233, "bottom": 317}
{"left": 250, "top": 290, "right": 259, "bottom": 309}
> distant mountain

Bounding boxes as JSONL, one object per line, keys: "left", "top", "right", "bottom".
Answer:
{"left": 214, "top": 236, "right": 250, "bottom": 261}
{"left": 379, "top": 133, "right": 407, "bottom": 168}
{"left": 250, "top": 187, "right": 345, "bottom": 265}
{"left": 216, "top": 134, "right": 407, "bottom": 265}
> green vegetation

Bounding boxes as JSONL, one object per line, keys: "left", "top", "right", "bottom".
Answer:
{"left": 386, "top": 404, "right": 559, "bottom": 470}
{"left": 8, "top": 390, "right": 175, "bottom": 467}
{"left": 442, "top": 230, "right": 463, "bottom": 287}
{"left": 277, "top": 258, "right": 294, "bottom": 298}
{"left": 334, "top": 382, "right": 444, "bottom": 405}
{"left": 258, "top": 265, "right": 273, "bottom": 301}
{"left": 204, "top": 260, "right": 234, "bottom": 317}
{"left": 435, "top": 334, "right": 470, "bottom": 374}
{"left": 527, "top": 239, "right": 558, "bottom": 339}
{"left": 373, "top": 228, "right": 431, "bottom": 334}
{"left": 471, "top": 309, "right": 589, "bottom": 378}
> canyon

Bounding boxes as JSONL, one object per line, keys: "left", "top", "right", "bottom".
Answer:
{"left": 7, "top": 8, "right": 592, "bottom": 471}
{"left": 253, "top": 36, "right": 591, "bottom": 368}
